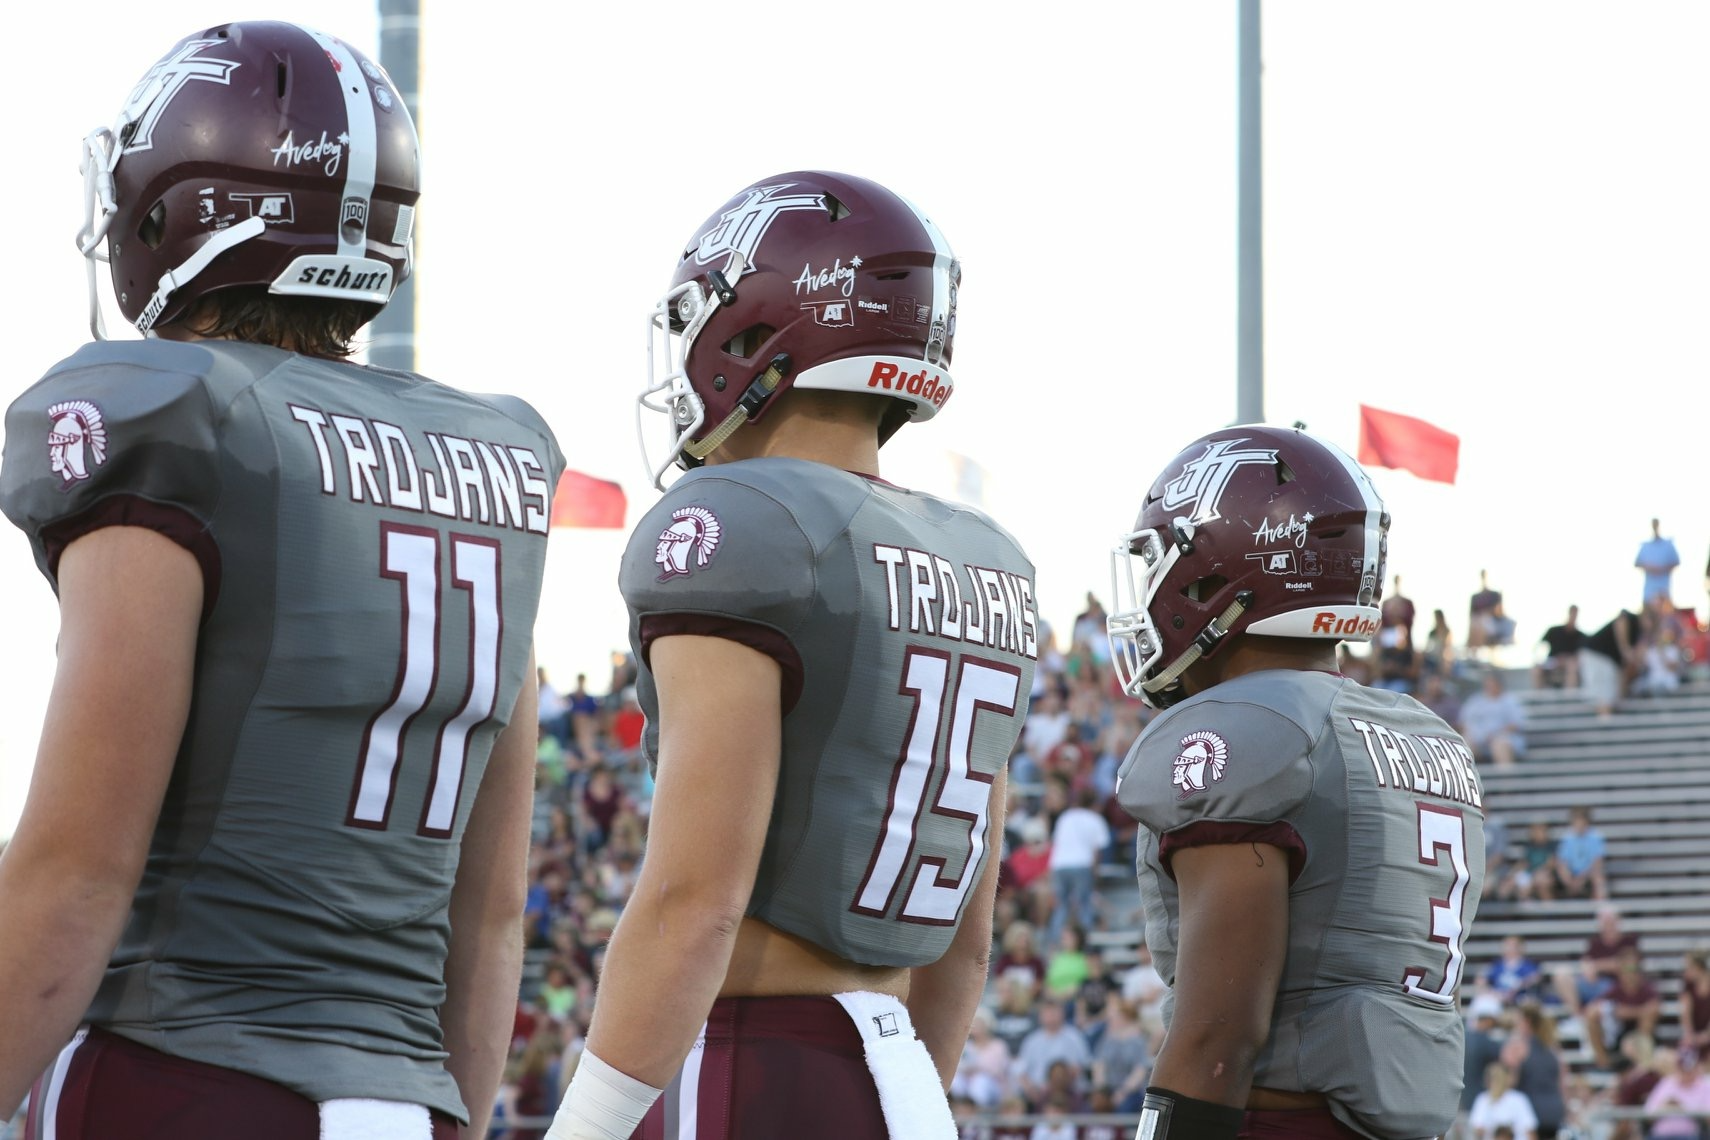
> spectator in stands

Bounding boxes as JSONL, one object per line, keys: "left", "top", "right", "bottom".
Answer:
{"left": 1678, "top": 952, "right": 1710, "bottom": 1059}
{"left": 1039, "top": 1059, "right": 1091, "bottom": 1114}
{"left": 577, "top": 764, "right": 628, "bottom": 852}
{"left": 1612, "top": 1034, "right": 1664, "bottom": 1140}
{"left": 1636, "top": 518, "right": 1682, "bottom": 610}
{"left": 1425, "top": 608, "right": 1458, "bottom": 678}
{"left": 1464, "top": 994, "right": 1509, "bottom": 1115}
{"left": 1087, "top": 1000, "right": 1147, "bottom": 1117}
{"left": 1632, "top": 613, "right": 1686, "bottom": 697}
{"left": 1460, "top": 671, "right": 1529, "bottom": 767}
{"left": 538, "top": 666, "right": 572, "bottom": 749}
{"left": 994, "top": 921, "right": 1049, "bottom": 999}
{"left": 1071, "top": 948, "right": 1118, "bottom": 1041}
{"left": 1468, "top": 1061, "right": 1539, "bottom": 1140}
{"left": 1505, "top": 1003, "right": 1568, "bottom": 1139}
{"left": 1588, "top": 947, "right": 1663, "bottom": 1071}
{"left": 1003, "top": 816, "right": 1055, "bottom": 931}
{"left": 1552, "top": 806, "right": 1610, "bottom": 901}
{"left": 954, "top": 1009, "right": 1014, "bottom": 1109}
{"left": 1026, "top": 1093, "right": 1078, "bottom": 1140}
{"left": 1581, "top": 608, "right": 1641, "bottom": 718}
{"left": 1380, "top": 573, "right": 1417, "bottom": 645}
{"left": 567, "top": 673, "right": 602, "bottom": 763}
{"left": 605, "top": 686, "right": 644, "bottom": 755}
{"left": 1416, "top": 675, "right": 1463, "bottom": 730}
{"left": 1015, "top": 1000, "right": 1092, "bottom": 1109}
{"left": 1485, "top": 810, "right": 1514, "bottom": 887}
{"left": 1022, "top": 686, "right": 1072, "bottom": 768}
{"left": 1046, "top": 786, "right": 1110, "bottom": 944}
{"left": 1556, "top": 905, "right": 1639, "bottom": 1018}
{"left": 1643, "top": 1047, "right": 1710, "bottom": 1139}
{"left": 1534, "top": 606, "right": 1588, "bottom": 691}
{"left": 1483, "top": 936, "right": 1549, "bottom": 1007}
{"left": 1119, "top": 942, "right": 1168, "bottom": 1041}
{"left": 1497, "top": 820, "right": 1560, "bottom": 902}
{"left": 1374, "top": 624, "right": 1424, "bottom": 694}
{"left": 1469, "top": 570, "right": 1513, "bottom": 656}
{"left": 1042, "top": 925, "right": 1091, "bottom": 1004}
{"left": 989, "top": 975, "right": 1041, "bottom": 1056}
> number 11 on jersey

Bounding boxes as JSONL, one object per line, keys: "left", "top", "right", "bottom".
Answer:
{"left": 349, "top": 522, "right": 504, "bottom": 838}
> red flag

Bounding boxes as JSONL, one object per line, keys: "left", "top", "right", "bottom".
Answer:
{"left": 1357, "top": 405, "right": 1460, "bottom": 484}
{"left": 550, "top": 469, "right": 627, "bottom": 529}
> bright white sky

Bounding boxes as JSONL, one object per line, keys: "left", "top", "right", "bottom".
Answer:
{"left": 2, "top": 2, "right": 1707, "bottom": 838}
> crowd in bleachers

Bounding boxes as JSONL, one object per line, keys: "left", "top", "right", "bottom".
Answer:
{"left": 493, "top": 563, "right": 1710, "bottom": 1138}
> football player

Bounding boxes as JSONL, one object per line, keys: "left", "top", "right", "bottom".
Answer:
{"left": 548, "top": 173, "right": 1038, "bottom": 1140}
{"left": 0, "top": 22, "right": 562, "bottom": 1139}
{"left": 1106, "top": 426, "right": 1485, "bottom": 1140}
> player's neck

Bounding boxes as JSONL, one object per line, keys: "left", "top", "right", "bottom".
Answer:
{"left": 1182, "top": 637, "right": 1339, "bottom": 696}
{"left": 709, "top": 402, "right": 882, "bottom": 475}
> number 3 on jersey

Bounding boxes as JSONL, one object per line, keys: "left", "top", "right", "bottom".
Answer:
{"left": 349, "top": 522, "right": 503, "bottom": 837}
{"left": 1403, "top": 803, "right": 1473, "bottom": 1003}
{"left": 854, "top": 648, "right": 1020, "bottom": 924}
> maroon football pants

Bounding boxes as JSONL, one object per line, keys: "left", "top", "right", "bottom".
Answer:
{"left": 28, "top": 1026, "right": 460, "bottom": 1140}
{"left": 635, "top": 995, "right": 893, "bottom": 1140}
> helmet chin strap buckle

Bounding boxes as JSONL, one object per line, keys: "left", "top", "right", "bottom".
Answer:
{"left": 1144, "top": 589, "right": 1256, "bottom": 704}
{"left": 681, "top": 353, "right": 793, "bottom": 462}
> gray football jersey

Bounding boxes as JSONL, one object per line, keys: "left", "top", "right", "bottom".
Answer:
{"left": 1116, "top": 670, "right": 1485, "bottom": 1140}
{"left": 619, "top": 458, "right": 1038, "bottom": 967}
{"left": 1, "top": 339, "right": 564, "bottom": 1120}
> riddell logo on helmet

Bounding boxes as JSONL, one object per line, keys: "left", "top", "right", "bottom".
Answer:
{"left": 1312, "top": 612, "right": 1379, "bottom": 637}
{"left": 867, "top": 361, "right": 951, "bottom": 407}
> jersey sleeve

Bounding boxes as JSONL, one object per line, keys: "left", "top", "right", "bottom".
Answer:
{"left": 1, "top": 343, "right": 222, "bottom": 605}
{"left": 619, "top": 470, "right": 816, "bottom": 704}
{"left": 1115, "top": 698, "right": 1315, "bottom": 878}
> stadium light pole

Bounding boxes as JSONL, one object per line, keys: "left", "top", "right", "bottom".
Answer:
{"left": 370, "top": 0, "right": 420, "bottom": 371}
{"left": 1236, "top": 0, "right": 1264, "bottom": 425}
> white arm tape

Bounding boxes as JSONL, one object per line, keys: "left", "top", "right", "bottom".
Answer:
{"left": 546, "top": 1049, "right": 664, "bottom": 1140}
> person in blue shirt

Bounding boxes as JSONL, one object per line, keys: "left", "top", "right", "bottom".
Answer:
{"left": 1636, "top": 518, "right": 1681, "bottom": 608}
{"left": 1482, "top": 936, "right": 1548, "bottom": 1006}
{"left": 1553, "top": 806, "right": 1609, "bottom": 901}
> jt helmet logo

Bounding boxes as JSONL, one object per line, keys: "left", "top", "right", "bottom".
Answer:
{"left": 1161, "top": 439, "right": 1279, "bottom": 524}
{"left": 692, "top": 184, "right": 826, "bottom": 276}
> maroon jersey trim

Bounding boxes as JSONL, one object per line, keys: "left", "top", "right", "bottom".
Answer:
{"left": 639, "top": 613, "right": 804, "bottom": 715}
{"left": 40, "top": 493, "right": 222, "bottom": 619}
{"left": 1158, "top": 819, "right": 1307, "bottom": 884}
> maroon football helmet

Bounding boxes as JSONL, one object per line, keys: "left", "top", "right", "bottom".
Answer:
{"left": 639, "top": 171, "right": 959, "bottom": 487}
{"left": 1106, "top": 425, "right": 1389, "bottom": 708}
{"left": 77, "top": 21, "right": 419, "bottom": 337}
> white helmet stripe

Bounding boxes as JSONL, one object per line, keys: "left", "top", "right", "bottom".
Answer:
{"left": 308, "top": 28, "right": 377, "bottom": 259}
{"left": 1319, "top": 434, "right": 1386, "bottom": 592}
{"left": 898, "top": 193, "right": 955, "bottom": 359}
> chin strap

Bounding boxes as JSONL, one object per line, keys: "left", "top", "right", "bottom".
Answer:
{"left": 1142, "top": 590, "right": 1256, "bottom": 703}
{"left": 134, "top": 217, "right": 267, "bottom": 333}
{"left": 680, "top": 352, "right": 793, "bottom": 462}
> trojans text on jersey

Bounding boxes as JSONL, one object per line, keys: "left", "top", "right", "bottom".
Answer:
{"left": 289, "top": 404, "right": 551, "bottom": 535}
{"left": 1347, "top": 716, "right": 1484, "bottom": 809}
{"left": 873, "top": 543, "right": 1039, "bottom": 659}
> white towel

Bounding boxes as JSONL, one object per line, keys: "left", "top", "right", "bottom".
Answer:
{"left": 832, "top": 991, "right": 957, "bottom": 1140}
{"left": 318, "top": 1097, "right": 433, "bottom": 1140}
